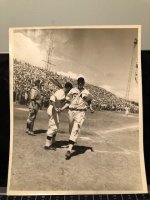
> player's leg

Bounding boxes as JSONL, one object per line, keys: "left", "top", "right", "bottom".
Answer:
{"left": 68, "top": 110, "right": 74, "bottom": 134}
{"left": 28, "top": 104, "right": 39, "bottom": 136}
{"left": 55, "top": 112, "right": 60, "bottom": 132}
{"left": 45, "top": 123, "right": 57, "bottom": 150}
{"left": 26, "top": 108, "right": 35, "bottom": 135}
{"left": 51, "top": 110, "right": 59, "bottom": 145}
{"left": 65, "top": 111, "right": 85, "bottom": 159}
{"left": 44, "top": 105, "right": 57, "bottom": 150}
{"left": 26, "top": 108, "right": 31, "bottom": 133}
{"left": 26, "top": 119, "right": 30, "bottom": 133}
{"left": 27, "top": 116, "right": 36, "bottom": 136}
{"left": 26, "top": 102, "right": 33, "bottom": 133}
{"left": 51, "top": 133, "right": 56, "bottom": 144}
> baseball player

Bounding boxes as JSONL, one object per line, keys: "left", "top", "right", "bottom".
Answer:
{"left": 60, "top": 77, "right": 94, "bottom": 160}
{"left": 44, "top": 82, "right": 73, "bottom": 150}
{"left": 26, "top": 80, "right": 41, "bottom": 136}
{"left": 125, "top": 105, "right": 130, "bottom": 116}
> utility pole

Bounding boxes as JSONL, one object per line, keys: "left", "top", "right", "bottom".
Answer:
{"left": 125, "top": 38, "right": 137, "bottom": 101}
{"left": 43, "top": 30, "right": 55, "bottom": 71}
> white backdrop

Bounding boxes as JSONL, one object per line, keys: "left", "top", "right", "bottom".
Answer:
{"left": 0, "top": 0, "right": 150, "bottom": 52}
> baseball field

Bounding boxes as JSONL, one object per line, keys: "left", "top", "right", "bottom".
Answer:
{"left": 9, "top": 104, "right": 143, "bottom": 193}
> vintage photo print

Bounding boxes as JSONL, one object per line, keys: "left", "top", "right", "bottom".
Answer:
{"left": 8, "top": 26, "right": 147, "bottom": 195}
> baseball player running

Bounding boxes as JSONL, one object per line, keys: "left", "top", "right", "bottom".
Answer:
{"left": 60, "top": 77, "right": 94, "bottom": 160}
{"left": 44, "top": 82, "right": 73, "bottom": 150}
{"left": 26, "top": 80, "right": 41, "bottom": 136}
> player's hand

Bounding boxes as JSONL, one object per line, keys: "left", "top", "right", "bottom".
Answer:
{"left": 55, "top": 108, "right": 60, "bottom": 112}
{"left": 90, "top": 108, "right": 94, "bottom": 113}
{"left": 59, "top": 108, "right": 64, "bottom": 112}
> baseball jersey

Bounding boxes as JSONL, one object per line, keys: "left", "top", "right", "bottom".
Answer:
{"left": 50, "top": 89, "right": 66, "bottom": 107}
{"left": 125, "top": 106, "right": 130, "bottom": 113}
{"left": 30, "top": 87, "right": 41, "bottom": 105}
{"left": 66, "top": 87, "right": 90, "bottom": 110}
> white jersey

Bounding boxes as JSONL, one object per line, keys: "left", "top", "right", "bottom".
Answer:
{"left": 25, "top": 92, "right": 28, "bottom": 100}
{"left": 50, "top": 89, "right": 66, "bottom": 108}
{"left": 50, "top": 89, "right": 66, "bottom": 102}
{"left": 66, "top": 87, "right": 90, "bottom": 110}
{"left": 125, "top": 106, "right": 130, "bottom": 115}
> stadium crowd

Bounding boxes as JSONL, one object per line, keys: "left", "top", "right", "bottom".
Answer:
{"left": 13, "top": 59, "right": 139, "bottom": 113}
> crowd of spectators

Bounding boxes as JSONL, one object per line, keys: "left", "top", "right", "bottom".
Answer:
{"left": 86, "top": 84, "right": 139, "bottom": 113}
{"left": 13, "top": 59, "right": 139, "bottom": 113}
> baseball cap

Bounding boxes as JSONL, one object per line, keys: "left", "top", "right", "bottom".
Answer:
{"left": 77, "top": 77, "right": 85, "bottom": 84}
{"left": 64, "top": 82, "right": 73, "bottom": 89}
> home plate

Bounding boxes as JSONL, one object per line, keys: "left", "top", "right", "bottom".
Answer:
{"left": 79, "top": 136, "right": 92, "bottom": 141}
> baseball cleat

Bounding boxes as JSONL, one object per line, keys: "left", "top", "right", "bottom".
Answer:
{"left": 25, "top": 129, "right": 29, "bottom": 133}
{"left": 28, "top": 131, "right": 36, "bottom": 136}
{"left": 65, "top": 151, "right": 71, "bottom": 160}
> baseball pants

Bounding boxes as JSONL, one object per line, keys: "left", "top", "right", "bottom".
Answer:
{"left": 47, "top": 105, "right": 59, "bottom": 137}
{"left": 68, "top": 110, "right": 85, "bottom": 142}
{"left": 27, "top": 102, "right": 40, "bottom": 132}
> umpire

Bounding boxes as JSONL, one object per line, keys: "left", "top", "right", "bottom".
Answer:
{"left": 26, "top": 80, "right": 41, "bottom": 136}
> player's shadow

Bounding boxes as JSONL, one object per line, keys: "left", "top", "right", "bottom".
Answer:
{"left": 34, "top": 129, "right": 47, "bottom": 134}
{"left": 71, "top": 145, "right": 94, "bottom": 157}
{"left": 54, "top": 140, "right": 69, "bottom": 148}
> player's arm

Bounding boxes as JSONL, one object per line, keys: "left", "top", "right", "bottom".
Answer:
{"left": 86, "top": 99, "right": 94, "bottom": 113}
{"left": 50, "top": 89, "right": 66, "bottom": 112}
{"left": 89, "top": 102, "right": 94, "bottom": 113}
{"left": 60, "top": 102, "right": 70, "bottom": 111}
{"left": 49, "top": 94, "right": 59, "bottom": 111}
{"left": 51, "top": 101, "right": 59, "bottom": 111}
{"left": 59, "top": 97, "right": 71, "bottom": 111}
{"left": 84, "top": 93, "right": 94, "bottom": 113}
{"left": 59, "top": 90, "right": 72, "bottom": 112}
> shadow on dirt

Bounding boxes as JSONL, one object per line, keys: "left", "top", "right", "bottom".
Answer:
{"left": 34, "top": 129, "right": 47, "bottom": 134}
{"left": 71, "top": 145, "right": 94, "bottom": 158}
{"left": 34, "top": 129, "right": 66, "bottom": 135}
{"left": 54, "top": 140, "right": 69, "bottom": 148}
{"left": 54, "top": 141, "right": 94, "bottom": 158}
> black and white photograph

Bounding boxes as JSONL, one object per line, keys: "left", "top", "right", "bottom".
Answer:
{"left": 7, "top": 26, "right": 147, "bottom": 195}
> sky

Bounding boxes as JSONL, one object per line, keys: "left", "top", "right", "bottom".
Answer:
{"left": 12, "top": 27, "right": 139, "bottom": 101}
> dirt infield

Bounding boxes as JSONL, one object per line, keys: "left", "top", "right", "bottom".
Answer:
{"left": 9, "top": 104, "right": 143, "bottom": 193}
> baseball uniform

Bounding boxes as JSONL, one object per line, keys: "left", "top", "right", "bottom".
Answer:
{"left": 66, "top": 87, "right": 91, "bottom": 142}
{"left": 45, "top": 89, "right": 67, "bottom": 148}
{"left": 26, "top": 86, "right": 41, "bottom": 135}
{"left": 47, "top": 89, "right": 66, "bottom": 137}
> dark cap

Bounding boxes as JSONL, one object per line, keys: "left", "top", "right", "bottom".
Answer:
{"left": 64, "top": 82, "right": 73, "bottom": 89}
{"left": 77, "top": 77, "right": 85, "bottom": 84}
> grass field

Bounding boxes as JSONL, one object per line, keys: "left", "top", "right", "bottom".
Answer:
{"left": 9, "top": 104, "right": 143, "bottom": 194}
